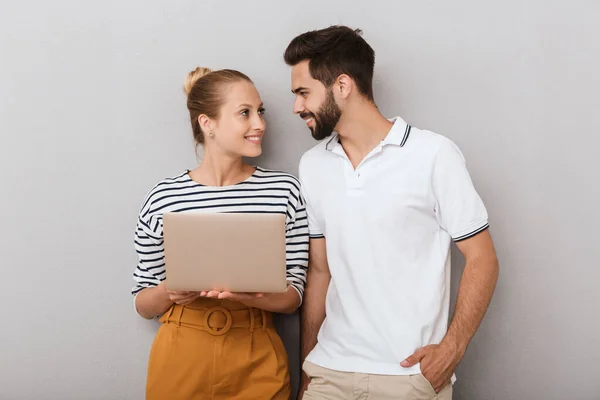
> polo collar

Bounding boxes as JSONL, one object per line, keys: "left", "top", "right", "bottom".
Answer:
{"left": 324, "top": 116, "right": 412, "bottom": 153}
{"left": 325, "top": 134, "right": 341, "bottom": 151}
{"left": 381, "top": 117, "right": 411, "bottom": 147}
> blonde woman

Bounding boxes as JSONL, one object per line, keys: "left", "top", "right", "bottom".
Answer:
{"left": 132, "top": 67, "right": 309, "bottom": 399}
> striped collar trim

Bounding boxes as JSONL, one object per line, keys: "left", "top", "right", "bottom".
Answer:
{"left": 324, "top": 117, "right": 412, "bottom": 151}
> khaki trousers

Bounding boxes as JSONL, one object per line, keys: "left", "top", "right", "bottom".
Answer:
{"left": 302, "top": 360, "right": 452, "bottom": 400}
{"left": 146, "top": 298, "right": 290, "bottom": 400}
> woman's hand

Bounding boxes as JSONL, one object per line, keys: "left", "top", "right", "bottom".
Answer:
{"left": 167, "top": 289, "right": 203, "bottom": 305}
{"left": 201, "top": 290, "right": 265, "bottom": 301}
{"left": 198, "top": 286, "right": 299, "bottom": 314}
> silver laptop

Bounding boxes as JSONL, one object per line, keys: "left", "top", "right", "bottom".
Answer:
{"left": 162, "top": 212, "right": 287, "bottom": 293}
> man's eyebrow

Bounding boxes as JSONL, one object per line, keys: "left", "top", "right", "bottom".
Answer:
{"left": 292, "top": 87, "right": 309, "bottom": 94}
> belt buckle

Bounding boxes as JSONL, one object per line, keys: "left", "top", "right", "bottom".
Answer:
{"left": 203, "top": 306, "right": 233, "bottom": 336}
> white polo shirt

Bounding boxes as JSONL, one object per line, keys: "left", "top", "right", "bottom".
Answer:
{"left": 299, "top": 117, "right": 488, "bottom": 376}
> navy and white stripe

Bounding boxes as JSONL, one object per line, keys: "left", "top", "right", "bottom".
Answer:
{"left": 400, "top": 125, "right": 412, "bottom": 147}
{"left": 132, "top": 167, "right": 309, "bottom": 302}
{"left": 453, "top": 223, "right": 489, "bottom": 242}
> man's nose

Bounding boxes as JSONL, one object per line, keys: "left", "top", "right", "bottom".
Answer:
{"left": 293, "top": 97, "right": 304, "bottom": 114}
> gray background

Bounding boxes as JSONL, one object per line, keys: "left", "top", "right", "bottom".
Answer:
{"left": 1, "top": 0, "right": 599, "bottom": 399}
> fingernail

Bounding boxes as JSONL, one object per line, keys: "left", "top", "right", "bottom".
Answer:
{"left": 400, "top": 360, "right": 409, "bottom": 367}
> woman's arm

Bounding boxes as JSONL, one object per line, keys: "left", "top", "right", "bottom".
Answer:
{"left": 135, "top": 282, "right": 173, "bottom": 319}
{"left": 136, "top": 282, "right": 203, "bottom": 319}
{"left": 205, "top": 180, "right": 310, "bottom": 313}
{"left": 133, "top": 208, "right": 202, "bottom": 318}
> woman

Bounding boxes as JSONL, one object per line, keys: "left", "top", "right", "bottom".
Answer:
{"left": 132, "top": 67, "right": 309, "bottom": 400}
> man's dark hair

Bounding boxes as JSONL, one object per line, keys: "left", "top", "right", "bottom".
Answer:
{"left": 284, "top": 25, "right": 375, "bottom": 101}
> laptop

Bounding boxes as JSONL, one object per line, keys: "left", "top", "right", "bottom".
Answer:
{"left": 162, "top": 212, "right": 287, "bottom": 293}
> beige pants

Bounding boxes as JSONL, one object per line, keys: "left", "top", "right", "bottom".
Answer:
{"left": 302, "top": 360, "right": 452, "bottom": 400}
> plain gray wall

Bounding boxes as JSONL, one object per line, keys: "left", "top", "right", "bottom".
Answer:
{"left": 1, "top": 0, "right": 598, "bottom": 399}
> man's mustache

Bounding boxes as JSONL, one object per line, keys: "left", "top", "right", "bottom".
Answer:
{"left": 299, "top": 112, "right": 315, "bottom": 120}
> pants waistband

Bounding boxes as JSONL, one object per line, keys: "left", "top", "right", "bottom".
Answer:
{"left": 159, "top": 302, "right": 272, "bottom": 336}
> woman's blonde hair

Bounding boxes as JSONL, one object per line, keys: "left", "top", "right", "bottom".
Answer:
{"left": 184, "top": 67, "right": 252, "bottom": 144}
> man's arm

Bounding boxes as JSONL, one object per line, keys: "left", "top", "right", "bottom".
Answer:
{"left": 299, "top": 237, "right": 330, "bottom": 397}
{"left": 401, "top": 229, "right": 499, "bottom": 392}
{"left": 443, "top": 229, "right": 499, "bottom": 357}
{"left": 302, "top": 237, "right": 330, "bottom": 360}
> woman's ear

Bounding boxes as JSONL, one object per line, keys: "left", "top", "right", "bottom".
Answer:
{"left": 198, "top": 114, "right": 212, "bottom": 137}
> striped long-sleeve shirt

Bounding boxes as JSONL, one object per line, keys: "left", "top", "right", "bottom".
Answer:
{"left": 132, "top": 167, "right": 309, "bottom": 302}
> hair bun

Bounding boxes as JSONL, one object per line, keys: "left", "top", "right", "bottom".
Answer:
{"left": 183, "top": 67, "right": 212, "bottom": 95}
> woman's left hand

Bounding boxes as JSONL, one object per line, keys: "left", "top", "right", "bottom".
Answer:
{"left": 201, "top": 291, "right": 265, "bottom": 301}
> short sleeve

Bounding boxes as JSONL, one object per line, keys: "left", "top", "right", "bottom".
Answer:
{"left": 299, "top": 159, "right": 325, "bottom": 239}
{"left": 432, "top": 139, "right": 489, "bottom": 241}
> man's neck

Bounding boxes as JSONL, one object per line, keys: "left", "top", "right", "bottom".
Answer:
{"left": 335, "top": 100, "right": 394, "bottom": 168}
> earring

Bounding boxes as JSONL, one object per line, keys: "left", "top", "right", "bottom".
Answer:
{"left": 208, "top": 132, "right": 215, "bottom": 138}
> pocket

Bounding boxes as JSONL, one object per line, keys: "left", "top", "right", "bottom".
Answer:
{"left": 146, "top": 324, "right": 179, "bottom": 383}
{"left": 302, "top": 360, "right": 327, "bottom": 383}
{"left": 301, "top": 361, "right": 335, "bottom": 399}
{"left": 264, "top": 327, "right": 288, "bottom": 360}
{"left": 302, "top": 360, "right": 317, "bottom": 379}
{"left": 409, "top": 374, "right": 437, "bottom": 398}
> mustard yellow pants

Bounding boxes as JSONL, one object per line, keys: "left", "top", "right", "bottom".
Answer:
{"left": 146, "top": 298, "right": 290, "bottom": 400}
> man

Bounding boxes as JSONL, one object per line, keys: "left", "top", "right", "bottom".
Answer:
{"left": 284, "top": 26, "right": 499, "bottom": 400}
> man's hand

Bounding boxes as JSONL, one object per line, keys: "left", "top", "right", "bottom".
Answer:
{"left": 400, "top": 342, "right": 459, "bottom": 393}
{"left": 297, "top": 372, "right": 310, "bottom": 400}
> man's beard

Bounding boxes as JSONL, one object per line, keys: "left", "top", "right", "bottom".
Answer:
{"left": 301, "top": 89, "right": 341, "bottom": 141}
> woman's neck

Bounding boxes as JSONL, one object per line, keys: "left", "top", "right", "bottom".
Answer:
{"left": 190, "top": 151, "right": 255, "bottom": 187}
